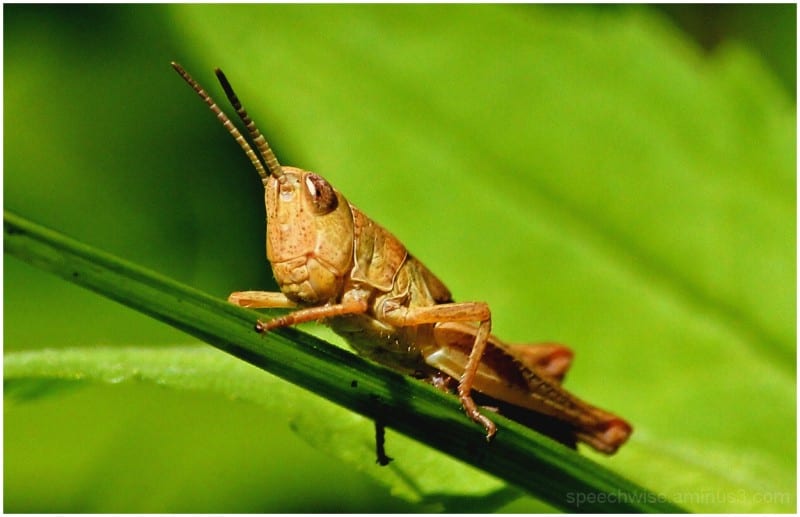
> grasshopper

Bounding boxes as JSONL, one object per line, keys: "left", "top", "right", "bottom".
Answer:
{"left": 172, "top": 62, "right": 632, "bottom": 455}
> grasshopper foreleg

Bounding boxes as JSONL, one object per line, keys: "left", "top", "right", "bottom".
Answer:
{"left": 381, "top": 301, "right": 497, "bottom": 440}
{"left": 228, "top": 291, "right": 298, "bottom": 308}
{"left": 229, "top": 291, "right": 368, "bottom": 331}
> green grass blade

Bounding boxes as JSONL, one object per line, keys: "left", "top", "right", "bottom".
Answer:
{"left": 3, "top": 210, "right": 684, "bottom": 512}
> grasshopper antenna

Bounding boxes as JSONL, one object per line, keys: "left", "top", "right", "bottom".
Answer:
{"left": 214, "top": 68, "right": 284, "bottom": 179}
{"left": 170, "top": 61, "right": 272, "bottom": 184}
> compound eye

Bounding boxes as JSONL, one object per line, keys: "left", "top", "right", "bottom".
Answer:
{"left": 305, "top": 173, "right": 338, "bottom": 214}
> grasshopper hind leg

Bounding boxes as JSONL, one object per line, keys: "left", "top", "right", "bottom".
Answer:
{"left": 425, "top": 321, "right": 577, "bottom": 441}
{"left": 381, "top": 301, "right": 497, "bottom": 440}
{"left": 457, "top": 319, "right": 497, "bottom": 441}
{"left": 423, "top": 369, "right": 578, "bottom": 449}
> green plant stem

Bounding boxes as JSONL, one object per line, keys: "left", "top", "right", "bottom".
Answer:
{"left": 3, "top": 210, "right": 684, "bottom": 513}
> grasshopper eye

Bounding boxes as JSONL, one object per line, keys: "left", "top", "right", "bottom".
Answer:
{"left": 305, "top": 173, "right": 338, "bottom": 214}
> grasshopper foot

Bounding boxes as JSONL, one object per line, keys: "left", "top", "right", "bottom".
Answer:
{"left": 255, "top": 318, "right": 283, "bottom": 333}
{"left": 459, "top": 385, "right": 498, "bottom": 441}
{"left": 481, "top": 416, "right": 498, "bottom": 442}
{"left": 464, "top": 407, "right": 497, "bottom": 442}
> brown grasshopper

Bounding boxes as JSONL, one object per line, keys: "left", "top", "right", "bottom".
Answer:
{"left": 171, "top": 62, "right": 632, "bottom": 455}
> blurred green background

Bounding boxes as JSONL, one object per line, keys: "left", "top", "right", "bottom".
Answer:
{"left": 4, "top": 4, "right": 795, "bottom": 513}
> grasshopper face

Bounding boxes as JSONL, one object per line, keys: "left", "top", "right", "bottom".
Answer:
{"left": 265, "top": 166, "right": 355, "bottom": 305}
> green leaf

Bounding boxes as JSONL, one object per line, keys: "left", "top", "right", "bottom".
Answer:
{"left": 4, "top": 211, "right": 680, "bottom": 513}
{"left": 5, "top": 4, "right": 794, "bottom": 513}
{"left": 4, "top": 345, "right": 521, "bottom": 511}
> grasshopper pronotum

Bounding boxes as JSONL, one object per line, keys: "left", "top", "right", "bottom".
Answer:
{"left": 172, "top": 62, "right": 632, "bottom": 456}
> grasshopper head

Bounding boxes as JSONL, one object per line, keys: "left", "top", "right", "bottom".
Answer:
{"left": 264, "top": 167, "right": 354, "bottom": 304}
{"left": 171, "top": 63, "right": 354, "bottom": 304}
